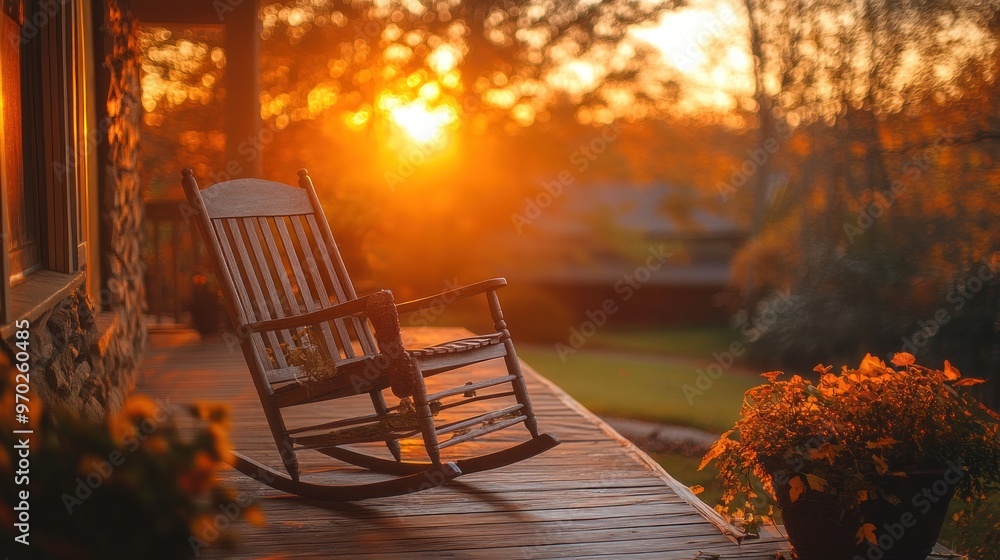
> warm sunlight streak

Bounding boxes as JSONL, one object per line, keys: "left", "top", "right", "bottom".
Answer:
{"left": 632, "top": 0, "right": 753, "bottom": 113}
{"left": 384, "top": 97, "right": 457, "bottom": 144}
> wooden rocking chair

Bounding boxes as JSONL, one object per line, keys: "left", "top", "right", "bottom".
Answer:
{"left": 180, "top": 168, "right": 559, "bottom": 500}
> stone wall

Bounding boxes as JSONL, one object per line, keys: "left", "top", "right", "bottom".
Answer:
{"left": 1, "top": 0, "right": 145, "bottom": 421}
{"left": 100, "top": 0, "right": 147, "bottom": 407}
{"left": 23, "top": 288, "right": 135, "bottom": 420}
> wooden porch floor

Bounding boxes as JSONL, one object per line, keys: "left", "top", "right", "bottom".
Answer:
{"left": 135, "top": 328, "right": 956, "bottom": 559}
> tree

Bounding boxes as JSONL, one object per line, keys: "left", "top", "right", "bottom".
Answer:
{"left": 250, "top": 0, "right": 682, "bottom": 288}
{"left": 733, "top": 0, "right": 1000, "bottom": 406}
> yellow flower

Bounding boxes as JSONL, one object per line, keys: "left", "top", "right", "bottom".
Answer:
{"left": 121, "top": 395, "right": 160, "bottom": 422}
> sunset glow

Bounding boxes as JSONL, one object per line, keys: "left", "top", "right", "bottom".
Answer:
{"left": 385, "top": 98, "right": 457, "bottom": 144}
{"left": 632, "top": 0, "right": 754, "bottom": 113}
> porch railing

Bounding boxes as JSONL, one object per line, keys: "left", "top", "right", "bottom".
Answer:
{"left": 143, "top": 200, "right": 209, "bottom": 325}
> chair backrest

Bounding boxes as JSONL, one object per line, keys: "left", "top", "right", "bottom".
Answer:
{"left": 181, "top": 169, "right": 377, "bottom": 384}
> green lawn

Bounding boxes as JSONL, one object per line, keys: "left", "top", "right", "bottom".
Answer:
{"left": 519, "top": 346, "right": 760, "bottom": 434}
{"left": 587, "top": 326, "right": 737, "bottom": 359}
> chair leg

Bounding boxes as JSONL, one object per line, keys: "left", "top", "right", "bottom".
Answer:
{"left": 502, "top": 338, "right": 540, "bottom": 437}
{"left": 369, "top": 390, "right": 402, "bottom": 461}
{"left": 412, "top": 367, "right": 442, "bottom": 466}
{"left": 260, "top": 395, "right": 300, "bottom": 480}
{"left": 487, "top": 291, "right": 540, "bottom": 438}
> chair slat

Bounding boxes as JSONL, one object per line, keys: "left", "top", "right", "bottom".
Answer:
{"left": 226, "top": 218, "right": 288, "bottom": 369}
{"left": 437, "top": 416, "right": 528, "bottom": 449}
{"left": 290, "top": 215, "right": 357, "bottom": 358}
{"left": 211, "top": 218, "right": 273, "bottom": 369}
{"left": 256, "top": 216, "right": 309, "bottom": 360}
{"left": 256, "top": 217, "right": 303, "bottom": 316}
{"left": 273, "top": 216, "right": 345, "bottom": 360}
{"left": 305, "top": 214, "right": 375, "bottom": 355}
{"left": 435, "top": 404, "right": 524, "bottom": 436}
{"left": 244, "top": 217, "right": 297, "bottom": 353}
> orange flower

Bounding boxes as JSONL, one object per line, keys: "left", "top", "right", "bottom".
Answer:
{"left": 703, "top": 353, "right": 1000, "bottom": 538}
{"left": 192, "top": 402, "right": 232, "bottom": 428}
{"left": 761, "top": 371, "right": 783, "bottom": 382}
{"left": 121, "top": 395, "right": 160, "bottom": 422}
{"left": 943, "top": 360, "right": 961, "bottom": 380}
{"left": 858, "top": 353, "right": 887, "bottom": 375}
{"left": 207, "top": 423, "right": 233, "bottom": 463}
{"left": 890, "top": 352, "right": 915, "bottom": 367}
{"left": 192, "top": 450, "right": 217, "bottom": 475}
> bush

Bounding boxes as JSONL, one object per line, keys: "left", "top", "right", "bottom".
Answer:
{"left": 0, "top": 353, "right": 260, "bottom": 559}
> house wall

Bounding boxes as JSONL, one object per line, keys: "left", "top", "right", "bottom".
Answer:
{"left": 6, "top": 0, "right": 145, "bottom": 420}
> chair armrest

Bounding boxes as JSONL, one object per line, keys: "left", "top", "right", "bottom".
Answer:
{"left": 394, "top": 278, "right": 507, "bottom": 314}
{"left": 245, "top": 295, "right": 372, "bottom": 333}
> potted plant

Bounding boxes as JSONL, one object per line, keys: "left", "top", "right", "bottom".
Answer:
{"left": 191, "top": 273, "right": 223, "bottom": 336}
{"left": 701, "top": 353, "right": 1000, "bottom": 560}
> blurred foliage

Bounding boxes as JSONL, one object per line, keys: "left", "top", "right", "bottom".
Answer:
{"left": 139, "top": 26, "right": 227, "bottom": 200}
{"left": 132, "top": 0, "right": 1000, "bottom": 405}
{"left": 732, "top": 2, "right": 1000, "bottom": 407}
{"left": 0, "top": 353, "right": 258, "bottom": 559}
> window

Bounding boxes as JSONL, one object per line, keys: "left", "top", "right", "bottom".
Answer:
{"left": 0, "top": 0, "right": 90, "bottom": 326}
{"left": 2, "top": 0, "right": 42, "bottom": 283}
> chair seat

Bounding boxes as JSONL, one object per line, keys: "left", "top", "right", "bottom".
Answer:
{"left": 271, "top": 333, "right": 509, "bottom": 407}
{"left": 406, "top": 333, "right": 504, "bottom": 357}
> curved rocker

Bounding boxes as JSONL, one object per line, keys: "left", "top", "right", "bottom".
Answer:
{"left": 316, "top": 433, "right": 561, "bottom": 477}
{"left": 227, "top": 451, "right": 462, "bottom": 501}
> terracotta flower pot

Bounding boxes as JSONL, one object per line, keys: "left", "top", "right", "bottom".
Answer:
{"left": 774, "top": 468, "right": 961, "bottom": 560}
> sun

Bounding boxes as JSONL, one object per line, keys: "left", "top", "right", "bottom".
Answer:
{"left": 384, "top": 97, "right": 457, "bottom": 144}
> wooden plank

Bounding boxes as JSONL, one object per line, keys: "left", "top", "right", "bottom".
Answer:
{"left": 416, "top": 342, "right": 509, "bottom": 376}
{"left": 0, "top": 270, "right": 85, "bottom": 338}
{"left": 200, "top": 178, "right": 313, "bottom": 218}
{"left": 304, "top": 213, "right": 374, "bottom": 355}
{"left": 243, "top": 217, "right": 296, "bottom": 355}
{"left": 255, "top": 217, "right": 303, "bottom": 316}
{"left": 211, "top": 219, "right": 271, "bottom": 368}
{"left": 135, "top": 329, "right": 797, "bottom": 559}
{"left": 141, "top": 326, "right": 958, "bottom": 560}
{"left": 289, "top": 214, "right": 356, "bottom": 358}
{"left": 272, "top": 216, "right": 344, "bottom": 360}
{"left": 223, "top": 218, "right": 286, "bottom": 368}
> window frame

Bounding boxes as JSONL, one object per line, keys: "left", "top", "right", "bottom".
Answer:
{"left": 0, "top": 0, "right": 93, "bottom": 329}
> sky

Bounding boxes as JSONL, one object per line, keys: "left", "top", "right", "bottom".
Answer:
{"left": 630, "top": 0, "right": 754, "bottom": 114}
